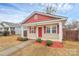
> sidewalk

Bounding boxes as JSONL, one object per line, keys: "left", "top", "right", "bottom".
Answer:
{"left": 0, "top": 40, "right": 34, "bottom": 56}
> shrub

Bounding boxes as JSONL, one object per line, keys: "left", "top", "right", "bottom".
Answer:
{"left": 17, "top": 37, "right": 28, "bottom": 41}
{"left": 46, "top": 40, "right": 53, "bottom": 46}
{"left": 36, "top": 38, "right": 42, "bottom": 43}
{"left": 3, "top": 31, "right": 9, "bottom": 36}
{"left": 22, "top": 38, "right": 28, "bottom": 41}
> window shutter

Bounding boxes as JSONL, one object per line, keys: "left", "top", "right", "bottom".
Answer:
{"left": 29, "top": 26, "right": 31, "bottom": 33}
{"left": 57, "top": 25, "right": 59, "bottom": 34}
{"left": 34, "top": 26, "right": 36, "bottom": 33}
{"left": 44, "top": 26, "right": 46, "bottom": 33}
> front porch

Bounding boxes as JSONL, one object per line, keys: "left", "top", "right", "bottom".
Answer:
{"left": 21, "top": 19, "right": 63, "bottom": 42}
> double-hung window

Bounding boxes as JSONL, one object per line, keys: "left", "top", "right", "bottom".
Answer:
{"left": 30, "top": 26, "right": 36, "bottom": 33}
{"left": 46, "top": 26, "right": 50, "bottom": 33}
{"left": 31, "top": 27, "right": 34, "bottom": 33}
{"left": 52, "top": 26, "right": 56, "bottom": 33}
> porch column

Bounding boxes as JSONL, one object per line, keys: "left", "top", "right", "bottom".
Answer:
{"left": 21, "top": 26, "right": 24, "bottom": 38}
{"left": 59, "top": 22, "right": 63, "bottom": 42}
{"left": 36, "top": 26, "right": 38, "bottom": 39}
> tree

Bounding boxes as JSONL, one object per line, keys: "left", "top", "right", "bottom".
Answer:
{"left": 45, "top": 6, "right": 57, "bottom": 15}
{"left": 64, "top": 20, "right": 79, "bottom": 29}
{"left": 71, "top": 20, "right": 79, "bottom": 28}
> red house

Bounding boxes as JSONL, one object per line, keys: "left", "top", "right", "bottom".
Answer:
{"left": 21, "top": 11, "right": 67, "bottom": 42}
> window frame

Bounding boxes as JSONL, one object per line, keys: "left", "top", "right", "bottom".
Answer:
{"left": 52, "top": 25, "right": 57, "bottom": 34}
{"left": 30, "top": 27, "right": 35, "bottom": 33}
{"left": 46, "top": 26, "right": 50, "bottom": 33}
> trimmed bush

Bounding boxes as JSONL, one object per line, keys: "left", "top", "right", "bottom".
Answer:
{"left": 36, "top": 38, "right": 42, "bottom": 43}
{"left": 46, "top": 40, "right": 53, "bottom": 46}
{"left": 17, "top": 37, "right": 28, "bottom": 41}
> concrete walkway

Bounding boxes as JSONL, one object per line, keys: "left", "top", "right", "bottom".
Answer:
{"left": 0, "top": 40, "right": 34, "bottom": 56}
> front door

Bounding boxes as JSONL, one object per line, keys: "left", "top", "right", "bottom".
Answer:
{"left": 38, "top": 27, "right": 42, "bottom": 38}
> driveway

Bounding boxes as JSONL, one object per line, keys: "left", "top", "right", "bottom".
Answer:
{"left": 0, "top": 39, "right": 34, "bottom": 56}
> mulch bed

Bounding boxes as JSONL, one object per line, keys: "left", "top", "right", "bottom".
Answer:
{"left": 34, "top": 40, "right": 64, "bottom": 48}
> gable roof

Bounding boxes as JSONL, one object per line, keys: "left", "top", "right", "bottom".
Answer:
{"left": 0, "top": 23, "right": 3, "bottom": 28}
{"left": 22, "top": 11, "right": 67, "bottom": 24}
{"left": 1, "top": 21, "right": 21, "bottom": 27}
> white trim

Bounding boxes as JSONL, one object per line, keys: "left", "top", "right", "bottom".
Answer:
{"left": 36, "top": 26, "right": 38, "bottom": 38}
{"left": 51, "top": 25, "right": 57, "bottom": 34}
{"left": 45, "top": 25, "right": 57, "bottom": 34}
{"left": 56, "top": 25, "right": 58, "bottom": 34}
{"left": 21, "top": 26, "right": 24, "bottom": 38}
{"left": 59, "top": 22, "right": 63, "bottom": 42}
{"left": 46, "top": 26, "right": 51, "bottom": 33}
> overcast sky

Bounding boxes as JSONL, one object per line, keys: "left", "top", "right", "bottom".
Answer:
{"left": 0, "top": 3, "right": 79, "bottom": 23}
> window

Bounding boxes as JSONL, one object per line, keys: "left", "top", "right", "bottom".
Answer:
{"left": 52, "top": 26, "right": 56, "bottom": 33}
{"left": 46, "top": 27, "right": 50, "bottom": 33}
{"left": 10, "top": 27, "right": 15, "bottom": 31}
{"left": 31, "top": 27, "right": 34, "bottom": 33}
{"left": 4, "top": 28, "right": 9, "bottom": 31}
{"left": 23, "top": 30, "right": 27, "bottom": 37}
{"left": 30, "top": 27, "right": 36, "bottom": 33}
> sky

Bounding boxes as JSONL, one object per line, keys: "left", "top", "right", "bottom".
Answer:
{"left": 0, "top": 3, "right": 79, "bottom": 23}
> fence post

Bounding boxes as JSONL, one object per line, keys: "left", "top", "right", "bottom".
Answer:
{"left": 78, "top": 30, "right": 79, "bottom": 41}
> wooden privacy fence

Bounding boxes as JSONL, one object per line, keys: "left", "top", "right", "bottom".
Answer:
{"left": 63, "top": 30, "right": 79, "bottom": 41}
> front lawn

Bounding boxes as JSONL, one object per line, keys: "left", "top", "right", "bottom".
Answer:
{"left": 12, "top": 40, "right": 79, "bottom": 56}
{"left": 0, "top": 35, "right": 21, "bottom": 51}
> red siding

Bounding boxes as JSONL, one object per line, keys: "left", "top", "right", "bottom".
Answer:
{"left": 44, "top": 26, "right": 46, "bottom": 33}
{"left": 29, "top": 26, "right": 31, "bottom": 33}
{"left": 34, "top": 26, "right": 36, "bottom": 33}
{"left": 25, "top": 14, "right": 53, "bottom": 23}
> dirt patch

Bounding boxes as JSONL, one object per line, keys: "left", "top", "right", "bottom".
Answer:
{"left": 0, "top": 35, "right": 21, "bottom": 51}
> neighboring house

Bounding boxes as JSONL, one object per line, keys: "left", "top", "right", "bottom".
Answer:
{"left": 0, "top": 23, "right": 4, "bottom": 32}
{"left": 15, "top": 24, "right": 22, "bottom": 35}
{"left": 0, "top": 21, "right": 21, "bottom": 35}
{"left": 21, "top": 11, "right": 67, "bottom": 42}
{"left": 0, "top": 23, "right": 4, "bottom": 35}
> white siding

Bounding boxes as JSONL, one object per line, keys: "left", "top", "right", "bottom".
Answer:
{"left": 27, "top": 24, "right": 60, "bottom": 42}
{"left": 15, "top": 27, "right": 21, "bottom": 35}
{"left": 27, "top": 27, "right": 37, "bottom": 39}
